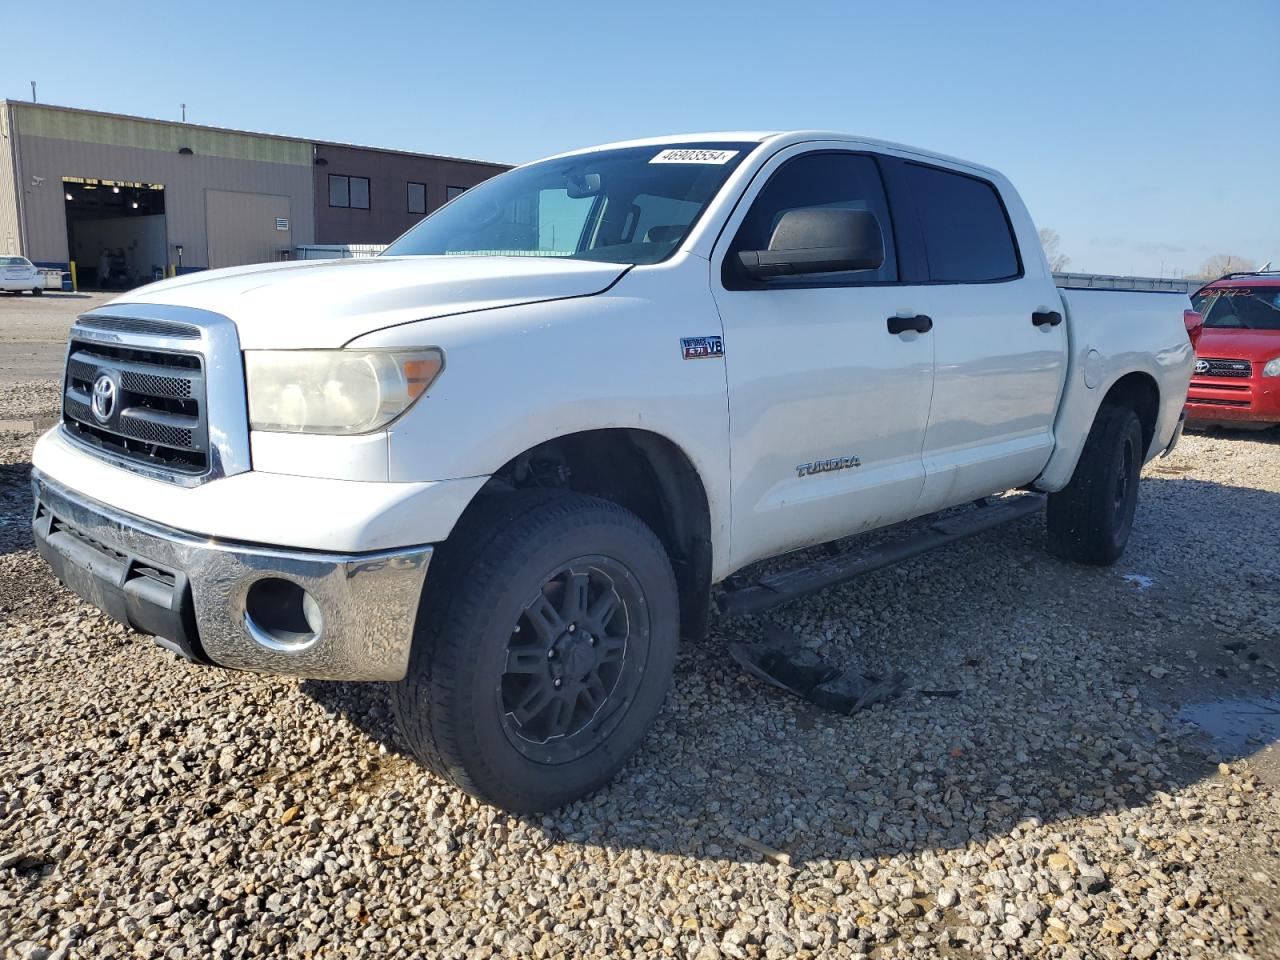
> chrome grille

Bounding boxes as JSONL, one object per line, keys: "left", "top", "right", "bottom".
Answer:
{"left": 74, "top": 316, "right": 201, "bottom": 339}
{"left": 1197, "top": 358, "right": 1252, "bottom": 378}
{"left": 62, "top": 339, "right": 209, "bottom": 475}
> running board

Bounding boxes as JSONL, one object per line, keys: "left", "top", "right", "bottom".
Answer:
{"left": 717, "top": 493, "right": 1046, "bottom": 617}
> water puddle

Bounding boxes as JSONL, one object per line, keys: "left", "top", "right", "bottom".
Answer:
{"left": 1177, "top": 695, "right": 1280, "bottom": 754}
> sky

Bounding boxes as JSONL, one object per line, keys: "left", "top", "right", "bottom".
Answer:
{"left": 3, "top": 0, "right": 1277, "bottom": 277}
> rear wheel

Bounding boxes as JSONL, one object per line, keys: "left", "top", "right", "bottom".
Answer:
{"left": 391, "top": 491, "right": 679, "bottom": 812}
{"left": 1046, "top": 403, "right": 1143, "bottom": 565}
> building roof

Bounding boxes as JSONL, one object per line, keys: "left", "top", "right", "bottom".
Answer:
{"left": 0, "top": 99, "right": 509, "bottom": 169}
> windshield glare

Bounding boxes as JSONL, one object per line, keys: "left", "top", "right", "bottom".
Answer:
{"left": 1192, "top": 286, "right": 1280, "bottom": 331}
{"left": 382, "top": 143, "right": 754, "bottom": 266}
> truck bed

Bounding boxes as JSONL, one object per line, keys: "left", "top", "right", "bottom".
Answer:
{"left": 1053, "top": 271, "right": 1201, "bottom": 294}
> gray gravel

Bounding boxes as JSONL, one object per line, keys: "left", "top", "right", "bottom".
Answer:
{"left": 1, "top": 381, "right": 1278, "bottom": 957}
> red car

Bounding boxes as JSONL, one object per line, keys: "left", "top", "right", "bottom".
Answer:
{"left": 1186, "top": 272, "right": 1280, "bottom": 428}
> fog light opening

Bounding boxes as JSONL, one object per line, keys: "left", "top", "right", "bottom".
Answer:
{"left": 243, "top": 578, "right": 323, "bottom": 651}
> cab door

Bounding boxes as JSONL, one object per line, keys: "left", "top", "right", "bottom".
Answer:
{"left": 710, "top": 146, "right": 936, "bottom": 571}
{"left": 885, "top": 160, "right": 1068, "bottom": 515}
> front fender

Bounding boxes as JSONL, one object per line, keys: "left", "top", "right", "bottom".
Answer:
{"left": 349, "top": 260, "right": 734, "bottom": 577}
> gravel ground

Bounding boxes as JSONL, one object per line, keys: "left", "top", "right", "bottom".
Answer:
{"left": 1, "top": 375, "right": 1278, "bottom": 958}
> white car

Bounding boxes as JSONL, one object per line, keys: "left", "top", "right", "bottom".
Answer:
{"left": 30, "top": 131, "right": 1195, "bottom": 811}
{"left": 0, "top": 255, "right": 43, "bottom": 294}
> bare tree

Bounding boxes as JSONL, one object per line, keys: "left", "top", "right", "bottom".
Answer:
{"left": 1187, "top": 254, "right": 1259, "bottom": 281}
{"left": 1038, "top": 228, "right": 1071, "bottom": 272}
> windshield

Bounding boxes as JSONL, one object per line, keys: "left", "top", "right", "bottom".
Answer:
{"left": 382, "top": 143, "right": 754, "bottom": 265}
{"left": 1192, "top": 286, "right": 1280, "bottom": 331}
{"left": 0, "top": 257, "right": 31, "bottom": 267}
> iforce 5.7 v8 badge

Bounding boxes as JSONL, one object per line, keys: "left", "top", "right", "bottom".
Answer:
{"left": 681, "top": 336, "right": 724, "bottom": 360}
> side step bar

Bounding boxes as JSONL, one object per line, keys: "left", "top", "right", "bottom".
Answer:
{"left": 718, "top": 493, "right": 1046, "bottom": 617}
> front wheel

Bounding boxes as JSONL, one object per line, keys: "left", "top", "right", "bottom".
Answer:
{"left": 31, "top": 287, "right": 43, "bottom": 296}
{"left": 1046, "top": 403, "right": 1143, "bottom": 565}
{"left": 391, "top": 491, "right": 679, "bottom": 812}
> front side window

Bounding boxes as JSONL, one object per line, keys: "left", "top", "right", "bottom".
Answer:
{"left": 726, "top": 151, "right": 897, "bottom": 286}
{"left": 408, "top": 182, "right": 426, "bottom": 214}
{"left": 905, "top": 163, "right": 1019, "bottom": 282}
{"left": 1192, "top": 286, "right": 1280, "bottom": 331}
{"left": 1, "top": 256, "right": 32, "bottom": 267}
{"left": 383, "top": 142, "right": 753, "bottom": 265}
{"left": 329, "top": 175, "right": 370, "bottom": 209}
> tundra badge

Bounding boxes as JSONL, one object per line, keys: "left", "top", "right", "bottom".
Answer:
{"left": 796, "top": 456, "right": 861, "bottom": 478}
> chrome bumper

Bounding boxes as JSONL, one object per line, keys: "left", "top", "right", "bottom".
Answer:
{"left": 31, "top": 470, "right": 431, "bottom": 681}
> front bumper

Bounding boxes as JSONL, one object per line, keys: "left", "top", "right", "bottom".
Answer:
{"left": 1185, "top": 375, "right": 1280, "bottom": 424}
{"left": 31, "top": 470, "right": 432, "bottom": 681}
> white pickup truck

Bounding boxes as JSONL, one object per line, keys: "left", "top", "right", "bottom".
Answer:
{"left": 31, "top": 132, "right": 1194, "bottom": 811}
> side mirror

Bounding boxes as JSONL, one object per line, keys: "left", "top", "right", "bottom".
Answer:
{"left": 737, "top": 208, "right": 884, "bottom": 280}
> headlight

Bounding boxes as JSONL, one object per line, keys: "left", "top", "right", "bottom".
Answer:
{"left": 1263, "top": 356, "right": 1280, "bottom": 378}
{"left": 245, "top": 349, "right": 443, "bottom": 434}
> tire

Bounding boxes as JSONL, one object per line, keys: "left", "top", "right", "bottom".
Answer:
{"left": 1046, "top": 403, "right": 1143, "bottom": 565}
{"left": 391, "top": 490, "right": 679, "bottom": 812}
{"left": 32, "top": 287, "right": 43, "bottom": 296}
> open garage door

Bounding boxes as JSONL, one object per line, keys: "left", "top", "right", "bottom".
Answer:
{"left": 64, "top": 178, "right": 168, "bottom": 290}
{"left": 206, "top": 190, "right": 292, "bottom": 269}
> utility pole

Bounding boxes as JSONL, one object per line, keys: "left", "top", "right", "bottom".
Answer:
{"left": 30, "top": 81, "right": 36, "bottom": 103}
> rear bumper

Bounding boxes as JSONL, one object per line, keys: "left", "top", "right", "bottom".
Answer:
{"left": 31, "top": 470, "right": 432, "bottom": 681}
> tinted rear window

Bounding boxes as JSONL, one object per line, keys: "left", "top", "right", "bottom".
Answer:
{"left": 905, "top": 164, "right": 1020, "bottom": 282}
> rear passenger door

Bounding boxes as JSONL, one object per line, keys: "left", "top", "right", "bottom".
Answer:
{"left": 887, "top": 160, "right": 1068, "bottom": 514}
{"left": 711, "top": 146, "right": 935, "bottom": 570}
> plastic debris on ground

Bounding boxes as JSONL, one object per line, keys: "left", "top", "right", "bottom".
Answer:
{"left": 729, "top": 625, "right": 905, "bottom": 716}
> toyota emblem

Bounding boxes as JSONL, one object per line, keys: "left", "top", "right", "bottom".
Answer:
{"left": 1194, "top": 359, "right": 1210, "bottom": 375}
{"left": 90, "top": 374, "right": 117, "bottom": 423}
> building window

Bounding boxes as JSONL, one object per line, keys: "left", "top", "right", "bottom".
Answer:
{"left": 329, "top": 175, "right": 370, "bottom": 209}
{"left": 407, "top": 182, "right": 427, "bottom": 214}
{"left": 446, "top": 185, "right": 466, "bottom": 201}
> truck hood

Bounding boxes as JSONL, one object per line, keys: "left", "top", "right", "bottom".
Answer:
{"left": 109, "top": 256, "right": 629, "bottom": 348}
{"left": 1196, "top": 327, "right": 1280, "bottom": 364}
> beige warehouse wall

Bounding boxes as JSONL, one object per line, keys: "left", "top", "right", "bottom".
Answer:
{"left": 0, "top": 105, "right": 22, "bottom": 254}
{"left": 8, "top": 104, "right": 314, "bottom": 268}
{"left": 13, "top": 104, "right": 310, "bottom": 165}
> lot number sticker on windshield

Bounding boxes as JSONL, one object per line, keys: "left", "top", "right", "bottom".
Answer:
{"left": 650, "top": 149, "right": 739, "bottom": 164}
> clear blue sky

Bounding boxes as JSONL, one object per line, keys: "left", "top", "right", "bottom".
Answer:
{"left": 5, "top": 0, "right": 1277, "bottom": 277}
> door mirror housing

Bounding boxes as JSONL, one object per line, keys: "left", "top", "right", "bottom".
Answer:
{"left": 737, "top": 208, "right": 885, "bottom": 280}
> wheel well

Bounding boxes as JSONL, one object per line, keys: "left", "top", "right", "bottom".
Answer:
{"left": 1101, "top": 372, "right": 1159, "bottom": 453}
{"left": 464, "top": 430, "right": 714, "bottom": 641}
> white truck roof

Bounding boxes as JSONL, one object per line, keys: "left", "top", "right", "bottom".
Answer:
{"left": 541, "top": 130, "right": 998, "bottom": 179}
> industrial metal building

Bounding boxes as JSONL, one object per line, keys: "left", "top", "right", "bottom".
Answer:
{"left": 0, "top": 101, "right": 508, "bottom": 286}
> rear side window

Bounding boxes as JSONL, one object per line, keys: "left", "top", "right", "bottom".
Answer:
{"left": 727, "top": 152, "right": 897, "bottom": 286}
{"left": 905, "top": 164, "right": 1019, "bottom": 282}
